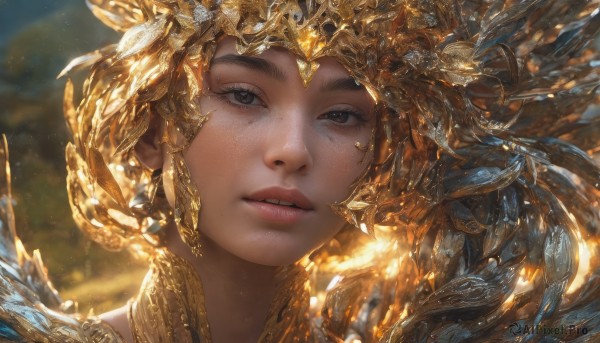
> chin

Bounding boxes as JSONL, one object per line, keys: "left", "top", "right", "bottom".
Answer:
{"left": 235, "top": 243, "right": 312, "bottom": 266}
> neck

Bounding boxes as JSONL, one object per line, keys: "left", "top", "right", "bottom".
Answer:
{"left": 164, "top": 223, "right": 278, "bottom": 343}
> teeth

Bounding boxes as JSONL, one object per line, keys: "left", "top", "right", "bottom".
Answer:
{"left": 263, "top": 198, "right": 295, "bottom": 206}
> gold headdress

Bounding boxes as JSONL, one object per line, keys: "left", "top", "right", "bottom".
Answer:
{"left": 54, "top": 0, "right": 600, "bottom": 341}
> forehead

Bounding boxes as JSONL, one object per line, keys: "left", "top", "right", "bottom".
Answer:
{"left": 211, "top": 36, "right": 354, "bottom": 82}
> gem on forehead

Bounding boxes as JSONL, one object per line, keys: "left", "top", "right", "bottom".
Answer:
{"left": 296, "top": 58, "right": 320, "bottom": 87}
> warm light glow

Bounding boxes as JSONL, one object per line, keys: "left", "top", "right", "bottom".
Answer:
{"left": 310, "top": 296, "right": 318, "bottom": 309}
{"left": 567, "top": 240, "right": 592, "bottom": 294}
{"left": 330, "top": 239, "right": 394, "bottom": 271}
{"left": 501, "top": 293, "right": 515, "bottom": 310}
{"left": 309, "top": 291, "right": 327, "bottom": 318}
{"left": 506, "top": 267, "right": 536, "bottom": 310}
{"left": 309, "top": 291, "right": 326, "bottom": 317}
{"left": 384, "top": 257, "right": 401, "bottom": 279}
{"left": 108, "top": 209, "right": 139, "bottom": 228}
{"left": 359, "top": 223, "right": 369, "bottom": 234}
{"left": 514, "top": 274, "right": 533, "bottom": 294}
{"left": 426, "top": 271, "right": 435, "bottom": 282}
{"left": 326, "top": 275, "right": 343, "bottom": 291}
{"left": 399, "top": 304, "right": 409, "bottom": 321}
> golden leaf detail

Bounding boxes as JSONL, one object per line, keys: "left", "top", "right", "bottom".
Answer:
{"left": 88, "top": 147, "right": 129, "bottom": 212}
{"left": 117, "top": 17, "right": 168, "bottom": 59}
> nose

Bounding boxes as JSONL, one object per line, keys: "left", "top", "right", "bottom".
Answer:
{"left": 263, "top": 113, "right": 313, "bottom": 174}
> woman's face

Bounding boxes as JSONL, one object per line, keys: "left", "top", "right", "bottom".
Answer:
{"left": 168, "top": 37, "right": 375, "bottom": 266}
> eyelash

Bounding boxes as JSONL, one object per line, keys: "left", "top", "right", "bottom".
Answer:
{"left": 213, "top": 86, "right": 369, "bottom": 126}
{"left": 320, "top": 108, "right": 370, "bottom": 127}
{"left": 215, "top": 85, "right": 266, "bottom": 109}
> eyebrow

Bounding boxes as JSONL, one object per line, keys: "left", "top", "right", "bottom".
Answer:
{"left": 210, "top": 54, "right": 365, "bottom": 92}
{"left": 211, "top": 54, "right": 286, "bottom": 81}
{"left": 320, "top": 77, "right": 365, "bottom": 92}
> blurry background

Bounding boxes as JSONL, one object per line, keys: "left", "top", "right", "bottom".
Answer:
{"left": 0, "top": 0, "right": 146, "bottom": 313}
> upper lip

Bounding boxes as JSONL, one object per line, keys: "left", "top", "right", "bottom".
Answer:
{"left": 245, "top": 187, "right": 314, "bottom": 210}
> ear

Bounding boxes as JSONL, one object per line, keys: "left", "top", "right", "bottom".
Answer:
{"left": 134, "top": 117, "right": 163, "bottom": 170}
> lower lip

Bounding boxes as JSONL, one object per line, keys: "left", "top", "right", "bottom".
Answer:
{"left": 243, "top": 199, "right": 311, "bottom": 225}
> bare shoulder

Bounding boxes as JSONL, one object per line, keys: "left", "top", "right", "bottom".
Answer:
{"left": 100, "top": 305, "right": 134, "bottom": 343}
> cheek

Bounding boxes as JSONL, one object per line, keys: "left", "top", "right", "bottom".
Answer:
{"left": 184, "top": 108, "right": 253, "bottom": 174}
{"left": 183, "top": 130, "right": 236, "bottom": 200}
{"left": 180, "top": 116, "right": 259, "bottom": 225}
{"left": 315, "top": 138, "right": 372, "bottom": 203}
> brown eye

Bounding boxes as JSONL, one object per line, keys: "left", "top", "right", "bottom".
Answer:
{"left": 215, "top": 85, "right": 266, "bottom": 109}
{"left": 320, "top": 108, "right": 369, "bottom": 126}
{"left": 325, "top": 111, "right": 351, "bottom": 123}
{"left": 233, "top": 91, "right": 256, "bottom": 105}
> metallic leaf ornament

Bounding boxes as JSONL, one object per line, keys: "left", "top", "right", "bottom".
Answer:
{"left": 0, "top": 0, "right": 599, "bottom": 342}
